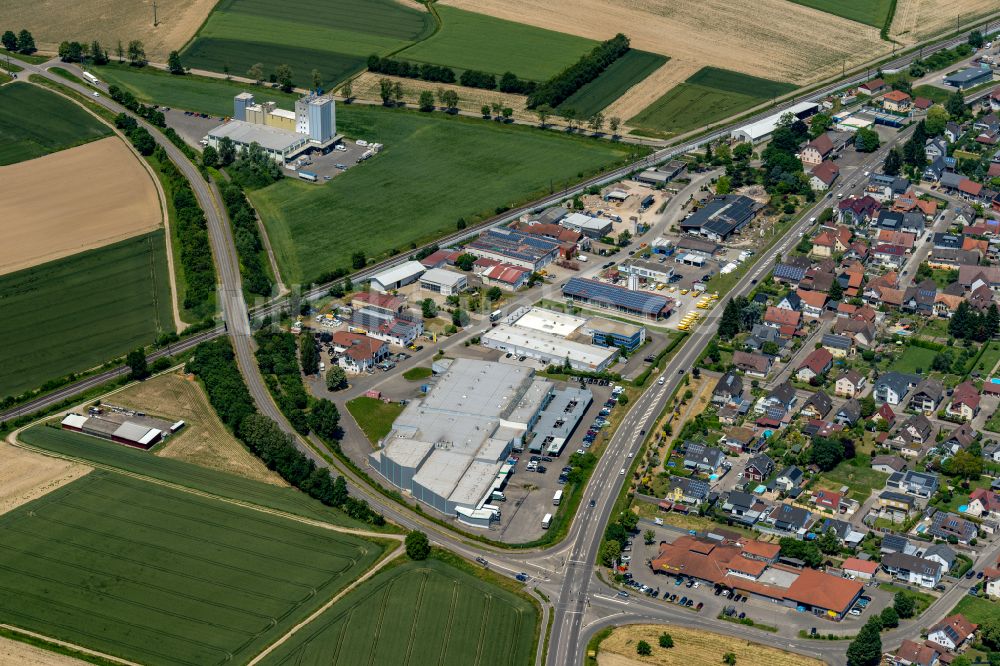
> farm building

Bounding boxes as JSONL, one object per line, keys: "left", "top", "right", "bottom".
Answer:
{"left": 679, "top": 195, "right": 758, "bottom": 241}
{"left": 562, "top": 277, "right": 672, "bottom": 320}
{"left": 481, "top": 307, "right": 619, "bottom": 372}
{"left": 370, "top": 261, "right": 426, "bottom": 293}
{"left": 61, "top": 410, "right": 181, "bottom": 449}
{"left": 730, "top": 102, "right": 819, "bottom": 143}
{"left": 369, "top": 359, "right": 590, "bottom": 526}
{"left": 466, "top": 228, "right": 560, "bottom": 271}
{"left": 419, "top": 268, "right": 467, "bottom": 296}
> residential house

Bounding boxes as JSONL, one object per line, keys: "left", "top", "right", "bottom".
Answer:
{"left": 945, "top": 121, "right": 964, "bottom": 143}
{"left": 833, "top": 318, "right": 877, "bottom": 348}
{"left": 801, "top": 134, "right": 835, "bottom": 166}
{"left": 664, "top": 475, "right": 710, "bottom": 506}
{"left": 886, "top": 470, "right": 939, "bottom": 500}
{"left": 878, "top": 490, "right": 917, "bottom": 522}
{"left": 814, "top": 489, "right": 843, "bottom": 513}
{"left": 810, "top": 161, "right": 840, "bottom": 191}
{"left": 713, "top": 371, "right": 744, "bottom": 405}
{"left": 859, "top": 79, "right": 886, "bottom": 95}
{"left": 330, "top": 331, "right": 389, "bottom": 373}
{"left": 928, "top": 511, "right": 978, "bottom": 544}
{"left": 796, "top": 289, "right": 827, "bottom": 318}
{"left": 777, "top": 291, "right": 802, "bottom": 311}
{"left": 873, "top": 243, "right": 907, "bottom": 269}
{"left": 872, "top": 455, "right": 907, "bottom": 474}
{"left": 755, "top": 382, "right": 797, "bottom": 419}
{"left": 834, "top": 399, "right": 861, "bottom": 426}
{"left": 927, "top": 614, "right": 978, "bottom": 651}
{"left": 891, "top": 639, "right": 941, "bottom": 666}
{"left": 947, "top": 381, "right": 981, "bottom": 421}
{"left": 835, "top": 370, "right": 866, "bottom": 397}
{"left": 800, "top": 390, "right": 833, "bottom": 419}
{"left": 773, "top": 259, "right": 810, "bottom": 285}
{"left": 721, "top": 426, "right": 757, "bottom": 454}
{"left": 882, "top": 552, "right": 944, "bottom": 589}
{"left": 928, "top": 248, "right": 981, "bottom": 269}
{"left": 967, "top": 488, "right": 1000, "bottom": 520}
{"left": 880, "top": 534, "right": 913, "bottom": 555}
{"left": 770, "top": 503, "right": 812, "bottom": 534}
{"left": 901, "top": 414, "right": 934, "bottom": 444}
{"left": 810, "top": 226, "right": 851, "bottom": 257}
{"left": 818, "top": 517, "right": 866, "bottom": 547}
{"left": 874, "top": 372, "right": 920, "bottom": 405}
{"left": 744, "top": 454, "right": 775, "bottom": 482}
{"left": 838, "top": 195, "right": 881, "bottom": 226}
{"left": 867, "top": 173, "right": 910, "bottom": 202}
{"left": 923, "top": 153, "right": 954, "bottom": 182}
{"left": 874, "top": 403, "right": 897, "bottom": 426}
{"left": 822, "top": 333, "right": 853, "bottom": 358}
{"left": 910, "top": 378, "right": 945, "bottom": 414}
{"left": 913, "top": 96, "right": 933, "bottom": 112}
{"left": 732, "top": 350, "right": 773, "bottom": 378}
{"left": 797, "top": 348, "right": 833, "bottom": 382}
{"left": 922, "top": 543, "right": 957, "bottom": 574}
{"left": 925, "top": 138, "right": 948, "bottom": 161}
{"left": 842, "top": 558, "right": 879, "bottom": 580}
{"left": 775, "top": 466, "right": 804, "bottom": 492}
{"left": 882, "top": 89, "right": 912, "bottom": 113}
{"left": 720, "top": 490, "right": 767, "bottom": 524}
{"left": 763, "top": 306, "right": 801, "bottom": 331}
{"left": 942, "top": 422, "right": 976, "bottom": 455}
{"left": 683, "top": 442, "right": 725, "bottom": 473}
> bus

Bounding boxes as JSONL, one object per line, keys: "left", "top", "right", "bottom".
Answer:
{"left": 82, "top": 71, "right": 100, "bottom": 86}
{"left": 541, "top": 513, "right": 552, "bottom": 529}
{"left": 489, "top": 309, "right": 503, "bottom": 323}
{"left": 553, "top": 490, "right": 562, "bottom": 506}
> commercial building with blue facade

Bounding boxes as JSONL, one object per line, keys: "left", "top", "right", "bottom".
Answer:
{"left": 585, "top": 316, "right": 646, "bottom": 352}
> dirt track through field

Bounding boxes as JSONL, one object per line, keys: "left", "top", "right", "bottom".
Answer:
{"left": 0, "top": 136, "right": 161, "bottom": 276}
{"left": 602, "top": 60, "right": 701, "bottom": 125}
{"left": 0, "top": 441, "right": 90, "bottom": 517}
{"left": 441, "top": 0, "right": 889, "bottom": 90}
{"left": 3, "top": 0, "right": 219, "bottom": 60}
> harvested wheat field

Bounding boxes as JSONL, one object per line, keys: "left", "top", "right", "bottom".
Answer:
{"left": 892, "top": 0, "right": 998, "bottom": 43}
{"left": 0, "top": 136, "right": 162, "bottom": 275}
{"left": 597, "top": 624, "right": 825, "bottom": 666}
{"left": 442, "top": 0, "right": 888, "bottom": 88}
{"left": 0, "top": 635, "right": 87, "bottom": 666}
{"left": 111, "top": 371, "right": 284, "bottom": 485}
{"left": 2, "top": 0, "right": 218, "bottom": 60}
{"left": 350, "top": 72, "right": 534, "bottom": 122}
{"left": 602, "top": 60, "right": 701, "bottom": 127}
{"left": 0, "top": 441, "right": 90, "bottom": 517}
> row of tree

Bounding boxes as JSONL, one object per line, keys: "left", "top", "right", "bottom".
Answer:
{"left": 527, "top": 33, "right": 630, "bottom": 109}
{"left": 367, "top": 55, "right": 457, "bottom": 84}
{"left": 187, "top": 339, "right": 383, "bottom": 524}
{"left": 218, "top": 181, "right": 273, "bottom": 297}
{"left": 1, "top": 29, "right": 35, "bottom": 54}
{"left": 108, "top": 85, "right": 165, "bottom": 127}
{"left": 255, "top": 329, "right": 312, "bottom": 435}
{"left": 114, "top": 113, "right": 156, "bottom": 156}
{"left": 57, "top": 40, "right": 108, "bottom": 65}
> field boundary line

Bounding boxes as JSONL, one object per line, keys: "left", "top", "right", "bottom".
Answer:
{"left": 0, "top": 623, "right": 142, "bottom": 666}
{"left": 245, "top": 543, "right": 406, "bottom": 666}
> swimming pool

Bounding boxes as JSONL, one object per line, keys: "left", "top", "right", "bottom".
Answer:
{"left": 992, "top": 378, "right": 1000, "bottom": 385}
{"left": 754, "top": 484, "right": 766, "bottom": 494}
{"left": 763, "top": 430, "right": 774, "bottom": 438}
{"left": 709, "top": 473, "right": 719, "bottom": 481}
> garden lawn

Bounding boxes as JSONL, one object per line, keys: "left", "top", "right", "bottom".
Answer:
{"left": 629, "top": 67, "right": 797, "bottom": 135}
{"left": 181, "top": 0, "right": 433, "bottom": 88}
{"left": 347, "top": 397, "right": 405, "bottom": 444}
{"left": 972, "top": 341, "right": 1000, "bottom": 378}
{"left": 402, "top": 367, "right": 433, "bottom": 381}
{"left": 558, "top": 50, "right": 668, "bottom": 117}
{"left": 258, "top": 555, "right": 537, "bottom": 666}
{"left": 889, "top": 345, "right": 938, "bottom": 374}
{"left": 0, "top": 231, "right": 173, "bottom": 399}
{"left": 814, "top": 455, "right": 889, "bottom": 503}
{"left": 882, "top": 584, "right": 935, "bottom": 615}
{"left": 952, "top": 595, "right": 1000, "bottom": 624}
{"left": 398, "top": 5, "right": 595, "bottom": 81}
{"left": 912, "top": 85, "right": 953, "bottom": 105}
{"left": 250, "top": 105, "right": 633, "bottom": 283}
{"left": 0, "top": 82, "right": 111, "bottom": 165}
{"left": 0, "top": 471, "right": 383, "bottom": 666}
{"left": 784, "top": 0, "right": 894, "bottom": 28}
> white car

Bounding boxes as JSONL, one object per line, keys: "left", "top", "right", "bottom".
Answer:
{"left": 620, "top": 468, "right": 626, "bottom": 475}
{"left": 92, "top": 91, "right": 100, "bottom": 97}
{"left": 628, "top": 452, "right": 634, "bottom": 458}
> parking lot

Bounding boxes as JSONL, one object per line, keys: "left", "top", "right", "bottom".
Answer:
{"left": 284, "top": 139, "right": 373, "bottom": 182}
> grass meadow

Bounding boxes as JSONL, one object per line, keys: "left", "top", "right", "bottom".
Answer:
{"left": 250, "top": 106, "right": 635, "bottom": 284}
{"left": 398, "top": 6, "right": 595, "bottom": 81}
{"left": 558, "top": 50, "right": 668, "bottom": 118}
{"left": 181, "top": 0, "right": 433, "bottom": 88}
{"left": 0, "top": 231, "right": 173, "bottom": 399}
{"left": 629, "top": 67, "right": 797, "bottom": 135}
{"left": 785, "top": 0, "right": 894, "bottom": 28}
{"left": 0, "top": 82, "right": 111, "bottom": 165}
{"left": 346, "top": 396, "right": 405, "bottom": 444}
{"left": 888, "top": 345, "right": 938, "bottom": 374}
{"left": 19, "top": 425, "right": 373, "bottom": 527}
{"left": 0, "top": 471, "right": 383, "bottom": 666}
{"left": 259, "top": 556, "right": 537, "bottom": 666}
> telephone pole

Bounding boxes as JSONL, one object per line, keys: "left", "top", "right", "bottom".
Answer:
{"left": 153, "top": 1, "right": 158, "bottom": 27}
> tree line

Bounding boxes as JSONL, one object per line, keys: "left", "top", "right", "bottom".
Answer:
{"left": 187, "top": 339, "right": 384, "bottom": 525}
{"left": 218, "top": 181, "right": 273, "bottom": 297}
{"left": 1, "top": 29, "right": 35, "bottom": 54}
{"left": 255, "top": 328, "right": 312, "bottom": 435}
{"left": 527, "top": 33, "right": 630, "bottom": 109}
{"left": 108, "top": 85, "right": 165, "bottom": 127}
{"left": 949, "top": 300, "right": 1000, "bottom": 342}
{"left": 367, "top": 54, "right": 536, "bottom": 94}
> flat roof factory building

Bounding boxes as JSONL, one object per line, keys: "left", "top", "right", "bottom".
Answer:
{"left": 466, "top": 228, "right": 561, "bottom": 272}
{"left": 370, "top": 261, "right": 426, "bottom": 293}
{"left": 585, "top": 317, "right": 646, "bottom": 352}
{"left": 481, "top": 307, "right": 620, "bottom": 372}
{"left": 730, "top": 102, "right": 819, "bottom": 144}
{"left": 679, "top": 195, "right": 758, "bottom": 241}
{"left": 420, "top": 268, "right": 467, "bottom": 296}
{"left": 370, "top": 359, "right": 591, "bottom": 527}
{"left": 562, "top": 277, "right": 672, "bottom": 321}
{"left": 61, "top": 410, "right": 182, "bottom": 450}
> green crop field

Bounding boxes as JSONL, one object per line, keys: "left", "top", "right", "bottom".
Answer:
{"left": 0, "top": 82, "right": 111, "bottom": 165}
{"left": 629, "top": 67, "right": 797, "bottom": 135}
{"left": 181, "top": 0, "right": 433, "bottom": 88}
{"left": 0, "top": 231, "right": 173, "bottom": 399}
{"left": 251, "top": 106, "right": 633, "bottom": 283}
{"left": 785, "top": 0, "right": 893, "bottom": 28}
{"left": 558, "top": 50, "right": 668, "bottom": 117}
{"left": 19, "top": 425, "right": 373, "bottom": 527}
{"left": 260, "top": 557, "right": 537, "bottom": 665}
{"left": 93, "top": 63, "right": 301, "bottom": 115}
{"left": 0, "top": 471, "right": 383, "bottom": 666}
{"left": 398, "top": 6, "right": 596, "bottom": 81}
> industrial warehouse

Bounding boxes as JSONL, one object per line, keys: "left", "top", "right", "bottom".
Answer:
{"left": 562, "top": 277, "right": 673, "bottom": 320}
{"left": 369, "top": 359, "right": 591, "bottom": 527}
{"left": 206, "top": 91, "right": 340, "bottom": 163}
{"left": 481, "top": 307, "right": 625, "bottom": 372}
{"left": 60, "top": 408, "right": 183, "bottom": 449}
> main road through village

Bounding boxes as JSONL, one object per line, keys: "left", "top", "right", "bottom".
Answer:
{"left": 7, "top": 20, "right": 1000, "bottom": 662}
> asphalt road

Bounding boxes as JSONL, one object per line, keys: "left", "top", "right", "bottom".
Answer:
{"left": 7, "top": 19, "right": 1000, "bottom": 663}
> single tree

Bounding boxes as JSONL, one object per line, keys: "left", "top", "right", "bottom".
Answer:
{"left": 308, "top": 399, "right": 340, "bottom": 439}
{"left": 311, "top": 68, "right": 322, "bottom": 89}
{"left": 16, "top": 29, "right": 35, "bottom": 54}
{"left": 167, "top": 50, "right": 184, "bottom": 74}
{"left": 883, "top": 147, "right": 902, "bottom": 176}
{"left": 880, "top": 606, "right": 899, "bottom": 628}
{"left": 817, "top": 527, "right": 840, "bottom": 555}
{"left": 559, "top": 107, "right": 577, "bottom": 130}
{"left": 90, "top": 40, "right": 107, "bottom": 65}
{"left": 722, "top": 653, "right": 737, "bottom": 666}
{"left": 893, "top": 591, "right": 915, "bottom": 618}
{"left": 217, "top": 136, "right": 236, "bottom": 166}
{"left": 536, "top": 104, "right": 553, "bottom": 127}
{"left": 969, "top": 29, "right": 985, "bottom": 48}
{"left": 351, "top": 251, "right": 367, "bottom": 269}
{"left": 393, "top": 81, "right": 404, "bottom": 105}
{"left": 486, "top": 286, "right": 503, "bottom": 302}
{"left": 846, "top": 623, "right": 882, "bottom": 666}
{"left": 599, "top": 539, "right": 621, "bottom": 566}
{"left": 275, "top": 64, "right": 293, "bottom": 92}
{"left": 202, "top": 145, "right": 219, "bottom": 168}
{"left": 589, "top": 112, "right": 605, "bottom": 132}
{"left": 643, "top": 529, "right": 655, "bottom": 545}
{"left": 1, "top": 30, "right": 17, "bottom": 52}
{"left": 299, "top": 335, "right": 320, "bottom": 375}
{"left": 126, "top": 40, "right": 146, "bottom": 66}
{"left": 418, "top": 90, "right": 435, "bottom": 112}
{"left": 502, "top": 107, "right": 513, "bottom": 121}
{"left": 636, "top": 641, "right": 652, "bottom": 657}
{"left": 341, "top": 79, "right": 353, "bottom": 101}
{"left": 405, "top": 531, "right": 431, "bottom": 560}
{"left": 481, "top": 104, "right": 491, "bottom": 118}
{"left": 854, "top": 127, "right": 880, "bottom": 152}
{"left": 326, "top": 366, "right": 348, "bottom": 391}
{"left": 925, "top": 105, "right": 949, "bottom": 136}
{"left": 127, "top": 349, "right": 150, "bottom": 380}
{"left": 115, "top": 40, "right": 124, "bottom": 63}
{"left": 247, "top": 62, "right": 264, "bottom": 85}
{"left": 658, "top": 633, "right": 674, "bottom": 648}
{"left": 946, "top": 90, "right": 966, "bottom": 118}
{"left": 608, "top": 116, "right": 621, "bottom": 137}
{"left": 380, "top": 78, "right": 395, "bottom": 106}
{"left": 421, "top": 298, "right": 438, "bottom": 319}
{"left": 223, "top": 63, "right": 230, "bottom": 79}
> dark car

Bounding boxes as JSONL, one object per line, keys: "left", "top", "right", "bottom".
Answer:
{"left": 714, "top": 587, "right": 722, "bottom": 596}
{"left": 589, "top": 499, "right": 596, "bottom": 508}
{"left": 535, "top": 465, "right": 547, "bottom": 473}
{"left": 978, "top": 571, "right": 985, "bottom": 579}
{"left": 966, "top": 571, "right": 975, "bottom": 579}
{"left": 515, "top": 573, "right": 528, "bottom": 582}
{"left": 696, "top": 602, "right": 703, "bottom": 610}
{"left": 679, "top": 596, "right": 687, "bottom": 605}
{"left": 475, "top": 557, "right": 488, "bottom": 566}
{"left": 541, "top": 456, "right": 553, "bottom": 462}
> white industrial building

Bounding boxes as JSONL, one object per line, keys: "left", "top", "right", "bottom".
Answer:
{"left": 481, "top": 307, "right": 619, "bottom": 372}
{"left": 369, "top": 261, "right": 426, "bottom": 293}
{"left": 730, "top": 102, "right": 819, "bottom": 144}
{"left": 419, "top": 268, "right": 467, "bottom": 296}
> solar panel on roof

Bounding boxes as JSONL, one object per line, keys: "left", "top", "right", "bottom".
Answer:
{"left": 562, "top": 278, "right": 670, "bottom": 315}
